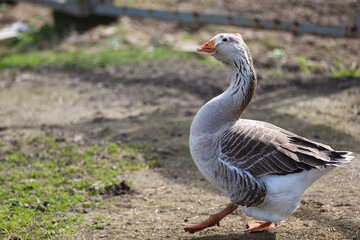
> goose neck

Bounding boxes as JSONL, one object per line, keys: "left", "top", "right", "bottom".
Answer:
{"left": 225, "top": 58, "right": 257, "bottom": 117}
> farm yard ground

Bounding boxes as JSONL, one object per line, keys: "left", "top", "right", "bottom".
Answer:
{"left": 0, "top": 2, "right": 359, "bottom": 240}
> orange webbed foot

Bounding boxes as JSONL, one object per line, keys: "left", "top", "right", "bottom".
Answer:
{"left": 244, "top": 221, "right": 277, "bottom": 233}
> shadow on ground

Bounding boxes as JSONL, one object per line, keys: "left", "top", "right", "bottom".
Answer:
{"left": 187, "top": 232, "right": 276, "bottom": 240}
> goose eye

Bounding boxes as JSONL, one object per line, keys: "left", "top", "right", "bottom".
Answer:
{"left": 222, "top": 38, "right": 228, "bottom": 42}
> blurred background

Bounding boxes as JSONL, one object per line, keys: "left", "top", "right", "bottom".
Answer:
{"left": 0, "top": 1, "right": 359, "bottom": 240}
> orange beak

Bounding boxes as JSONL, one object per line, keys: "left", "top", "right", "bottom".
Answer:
{"left": 197, "top": 38, "right": 215, "bottom": 53}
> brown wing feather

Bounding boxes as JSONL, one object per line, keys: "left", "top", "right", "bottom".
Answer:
{"left": 219, "top": 119, "right": 351, "bottom": 177}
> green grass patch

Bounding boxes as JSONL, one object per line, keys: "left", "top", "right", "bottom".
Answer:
{"left": 0, "top": 19, "right": 224, "bottom": 71}
{"left": 0, "top": 46, "right": 204, "bottom": 69}
{"left": 0, "top": 22, "right": 213, "bottom": 69}
{"left": 266, "top": 68, "right": 284, "bottom": 76}
{"left": 296, "top": 56, "right": 317, "bottom": 74}
{"left": 330, "top": 66, "right": 360, "bottom": 77}
{"left": 0, "top": 135, "right": 149, "bottom": 239}
{"left": 328, "top": 58, "right": 360, "bottom": 77}
{"left": 8, "top": 24, "right": 58, "bottom": 49}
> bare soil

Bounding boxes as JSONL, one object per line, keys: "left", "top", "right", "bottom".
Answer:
{"left": 1, "top": 2, "right": 360, "bottom": 240}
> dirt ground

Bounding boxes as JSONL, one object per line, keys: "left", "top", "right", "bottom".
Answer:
{"left": 1, "top": 2, "right": 360, "bottom": 240}
{"left": 1, "top": 56, "right": 359, "bottom": 239}
{"left": 115, "top": 0, "right": 359, "bottom": 26}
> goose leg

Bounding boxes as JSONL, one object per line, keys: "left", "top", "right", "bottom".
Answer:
{"left": 244, "top": 221, "right": 277, "bottom": 233}
{"left": 184, "top": 203, "right": 238, "bottom": 234}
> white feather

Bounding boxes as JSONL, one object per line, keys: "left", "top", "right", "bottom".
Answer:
{"left": 241, "top": 168, "right": 332, "bottom": 222}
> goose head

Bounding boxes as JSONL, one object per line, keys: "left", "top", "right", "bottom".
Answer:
{"left": 197, "top": 33, "right": 250, "bottom": 66}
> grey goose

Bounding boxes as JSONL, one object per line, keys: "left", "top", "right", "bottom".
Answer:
{"left": 184, "top": 33, "right": 353, "bottom": 233}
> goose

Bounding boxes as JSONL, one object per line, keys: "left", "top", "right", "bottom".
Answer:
{"left": 184, "top": 33, "right": 353, "bottom": 233}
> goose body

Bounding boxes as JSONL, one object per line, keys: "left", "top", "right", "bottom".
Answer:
{"left": 190, "top": 119, "right": 332, "bottom": 223}
{"left": 185, "top": 33, "right": 353, "bottom": 233}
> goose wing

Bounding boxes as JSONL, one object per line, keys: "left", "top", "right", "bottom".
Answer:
{"left": 219, "top": 119, "right": 352, "bottom": 177}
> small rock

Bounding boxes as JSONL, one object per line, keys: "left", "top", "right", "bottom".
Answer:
{"left": 73, "top": 135, "right": 83, "bottom": 142}
{"left": 11, "top": 201, "right": 20, "bottom": 206}
{"left": 22, "top": 203, "right": 33, "bottom": 209}
{"left": 101, "top": 26, "right": 117, "bottom": 37}
{"left": 96, "top": 82, "right": 104, "bottom": 88}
